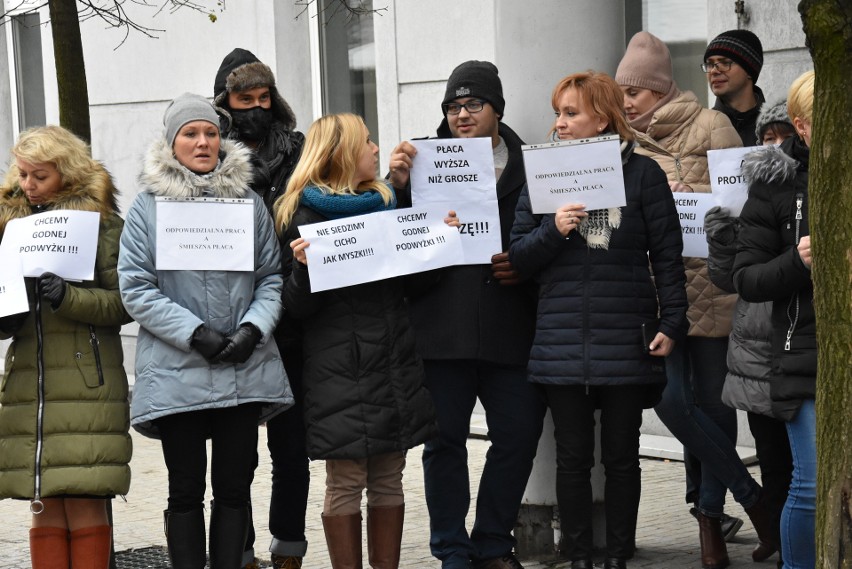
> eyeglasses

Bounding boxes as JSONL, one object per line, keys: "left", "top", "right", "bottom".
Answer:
{"left": 442, "top": 99, "right": 486, "bottom": 115}
{"left": 701, "top": 59, "right": 734, "bottom": 73}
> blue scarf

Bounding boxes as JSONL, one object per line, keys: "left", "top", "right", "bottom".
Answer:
{"left": 301, "top": 184, "right": 396, "bottom": 220}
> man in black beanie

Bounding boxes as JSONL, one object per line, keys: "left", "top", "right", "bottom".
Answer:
{"left": 703, "top": 29, "right": 766, "bottom": 146}
{"left": 212, "top": 48, "right": 309, "bottom": 569}
{"left": 388, "top": 61, "right": 545, "bottom": 569}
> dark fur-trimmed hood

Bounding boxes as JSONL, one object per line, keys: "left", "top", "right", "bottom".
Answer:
{"left": 0, "top": 163, "right": 119, "bottom": 235}
{"left": 741, "top": 142, "right": 799, "bottom": 189}
{"left": 139, "top": 138, "right": 254, "bottom": 199}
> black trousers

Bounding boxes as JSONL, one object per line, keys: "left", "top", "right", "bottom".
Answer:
{"left": 157, "top": 403, "right": 262, "bottom": 513}
{"left": 545, "top": 384, "right": 647, "bottom": 561}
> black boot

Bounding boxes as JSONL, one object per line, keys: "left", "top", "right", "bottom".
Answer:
{"left": 209, "top": 503, "right": 249, "bottom": 569}
{"left": 164, "top": 509, "right": 207, "bottom": 569}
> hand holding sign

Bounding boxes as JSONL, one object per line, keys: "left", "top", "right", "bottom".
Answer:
{"left": 388, "top": 141, "right": 417, "bottom": 189}
{"left": 555, "top": 203, "right": 588, "bottom": 237}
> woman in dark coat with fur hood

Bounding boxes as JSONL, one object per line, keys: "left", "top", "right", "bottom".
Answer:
{"left": 0, "top": 125, "right": 132, "bottom": 569}
{"left": 733, "top": 71, "right": 816, "bottom": 569}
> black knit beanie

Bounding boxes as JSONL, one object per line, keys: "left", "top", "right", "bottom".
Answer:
{"left": 704, "top": 29, "right": 764, "bottom": 82}
{"left": 442, "top": 60, "right": 505, "bottom": 117}
{"left": 212, "top": 48, "right": 296, "bottom": 131}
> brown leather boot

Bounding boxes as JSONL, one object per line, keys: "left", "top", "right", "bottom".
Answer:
{"left": 322, "top": 512, "right": 363, "bottom": 569}
{"left": 69, "top": 525, "right": 112, "bottom": 569}
{"left": 30, "top": 527, "right": 70, "bottom": 569}
{"left": 367, "top": 504, "right": 404, "bottom": 569}
{"left": 696, "top": 511, "right": 730, "bottom": 569}
{"left": 745, "top": 492, "right": 778, "bottom": 562}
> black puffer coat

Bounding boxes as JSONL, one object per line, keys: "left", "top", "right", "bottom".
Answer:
{"left": 281, "top": 205, "right": 436, "bottom": 460}
{"left": 397, "top": 121, "right": 537, "bottom": 366}
{"left": 733, "top": 136, "right": 814, "bottom": 417}
{"left": 509, "top": 145, "right": 687, "bottom": 387}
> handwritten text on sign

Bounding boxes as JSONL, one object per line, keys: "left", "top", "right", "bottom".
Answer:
{"left": 708, "top": 146, "right": 756, "bottom": 217}
{"left": 156, "top": 197, "right": 254, "bottom": 271}
{"left": 299, "top": 206, "right": 463, "bottom": 292}
{"left": 522, "top": 134, "right": 626, "bottom": 213}
{"left": 410, "top": 138, "right": 502, "bottom": 264}
{"left": 0, "top": 246, "right": 29, "bottom": 317}
{"left": 2, "top": 210, "right": 100, "bottom": 281}
{"left": 674, "top": 193, "right": 716, "bottom": 258}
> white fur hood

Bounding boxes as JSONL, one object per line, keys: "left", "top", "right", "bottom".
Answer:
{"left": 139, "top": 137, "right": 254, "bottom": 198}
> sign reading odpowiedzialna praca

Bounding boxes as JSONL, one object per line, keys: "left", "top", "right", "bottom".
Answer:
{"left": 522, "top": 134, "right": 626, "bottom": 213}
{"left": 156, "top": 197, "right": 254, "bottom": 271}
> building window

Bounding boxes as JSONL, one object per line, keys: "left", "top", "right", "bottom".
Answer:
{"left": 10, "top": 12, "right": 46, "bottom": 130}
{"left": 318, "top": 0, "right": 378, "bottom": 140}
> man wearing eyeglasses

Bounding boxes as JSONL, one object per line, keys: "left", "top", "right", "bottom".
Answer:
{"left": 388, "top": 60, "right": 545, "bottom": 569}
{"left": 703, "top": 29, "right": 765, "bottom": 146}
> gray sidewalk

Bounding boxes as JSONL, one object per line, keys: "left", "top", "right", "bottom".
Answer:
{"left": 0, "top": 428, "right": 774, "bottom": 569}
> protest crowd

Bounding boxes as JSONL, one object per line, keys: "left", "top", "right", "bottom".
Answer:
{"left": 0, "top": 26, "right": 817, "bottom": 569}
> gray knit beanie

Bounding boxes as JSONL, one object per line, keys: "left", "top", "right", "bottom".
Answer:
{"left": 164, "top": 93, "right": 220, "bottom": 147}
{"left": 755, "top": 99, "right": 793, "bottom": 141}
{"left": 615, "top": 31, "right": 673, "bottom": 94}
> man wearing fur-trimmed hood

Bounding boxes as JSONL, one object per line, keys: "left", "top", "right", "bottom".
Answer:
{"left": 213, "top": 48, "right": 305, "bottom": 213}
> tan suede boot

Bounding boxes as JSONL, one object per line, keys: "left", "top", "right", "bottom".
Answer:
{"left": 30, "top": 527, "right": 70, "bottom": 569}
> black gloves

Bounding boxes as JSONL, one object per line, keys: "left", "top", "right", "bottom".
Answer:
{"left": 490, "top": 252, "right": 521, "bottom": 286}
{"left": 38, "top": 272, "right": 66, "bottom": 310}
{"left": 217, "top": 323, "right": 262, "bottom": 364}
{"left": 704, "top": 206, "right": 739, "bottom": 251}
{"left": 191, "top": 325, "right": 229, "bottom": 363}
{"left": 0, "top": 311, "right": 29, "bottom": 335}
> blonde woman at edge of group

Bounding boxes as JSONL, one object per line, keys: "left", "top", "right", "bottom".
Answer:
{"left": 0, "top": 125, "right": 132, "bottom": 569}
{"left": 274, "top": 112, "right": 460, "bottom": 569}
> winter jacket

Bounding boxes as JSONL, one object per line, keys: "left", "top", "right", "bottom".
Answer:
{"left": 705, "top": 213, "right": 788, "bottom": 418}
{"left": 0, "top": 166, "right": 132, "bottom": 500}
{"left": 733, "top": 136, "right": 814, "bottom": 419}
{"left": 396, "top": 121, "right": 537, "bottom": 366}
{"left": 281, "top": 204, "right": 437, "bottom": 460}
{"left": 633, "top": 90, "right": 741, "bottom": 337}
{"left": 712, "top": 86, "right": 765, "bottom": 147}
{"left": 119, "top": 138, "right": 292, "bottom": 438}
{"left": 509, "top": 144, "right": 688, "bottom": 388}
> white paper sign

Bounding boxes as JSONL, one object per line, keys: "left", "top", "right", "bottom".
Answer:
{"left": 0, "top": 246, "right": 29, "bottom": 317}
{"left": 522, "top": 135, "right": 626, "bottom": 213}
{"left": 409, "top": 138, "right": 502, "bottom": 264}
{"left": 299, "top": 206, "right": 464, "bottom": 292}
{"left": 708, "top": 146, "right": 757, "bottom": 217}
{"left": 156, "top": 197, "right": 254, "bottom": 271}
{"left": 674, "top": 193, "right": 716, "bottom": 258}
{"left": 2, "top": 210, "right": 100, "bottom": 280}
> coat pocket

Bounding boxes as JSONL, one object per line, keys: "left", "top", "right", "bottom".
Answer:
{"left": 73, "top": 327, "right": 105, "bottom": 388}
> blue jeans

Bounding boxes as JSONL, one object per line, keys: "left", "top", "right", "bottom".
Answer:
{"left": 655, "top": 337, "right": 759, "bottom": 516}
{"left": 781, "top": 399, "right": 815, "bottom": 569}
{"left": 421, "top": 360, "right": 545, "bottom": 567}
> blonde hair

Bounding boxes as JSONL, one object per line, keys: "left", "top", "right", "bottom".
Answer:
{"left": 787, "top": 70, "right": 815, "bottom": 125}
{"left": 3, "top": 125, "right": 99, "bottom": 194}
{"left": 274, "top": 113, "right": 392, "bottom": 231}
{"left": 550, "top": 71, "right": 635, "bottom": 142}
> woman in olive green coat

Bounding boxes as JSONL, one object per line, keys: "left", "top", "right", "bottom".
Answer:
{"left": 0, "top": 126, "right": 132, "bottom": 569}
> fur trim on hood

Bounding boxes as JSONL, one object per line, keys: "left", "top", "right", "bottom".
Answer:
{"left": 0, "top": 163, "right": 118, "bottom": 235}
{"left": 139, "top": 138, "right": 254, "bottom": 199}
{"left": 741, "top": 144, "right": 798, "bottom": 189}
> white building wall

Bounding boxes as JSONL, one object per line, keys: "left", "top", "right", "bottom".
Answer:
{"left": 0, "top": 0, "right": 13, "bottom": 160}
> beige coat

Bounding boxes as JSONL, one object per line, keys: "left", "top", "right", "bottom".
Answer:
{"left": 633, "top": 90, "right": 741, "bottom": 337}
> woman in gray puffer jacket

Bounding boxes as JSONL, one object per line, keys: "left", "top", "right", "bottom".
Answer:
{"left": 118, "top": 93, "right": 292, "bottom": 569}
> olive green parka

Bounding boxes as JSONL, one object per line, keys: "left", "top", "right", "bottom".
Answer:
{"left": 0, "top": 163, "right": 133, "bottom": 501}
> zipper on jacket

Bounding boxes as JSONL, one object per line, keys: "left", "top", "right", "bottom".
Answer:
{"left": 89, "top": 325, "right": 105, "bottom": 386}
{"left": 784, "top": 193, "right": 804, "bottom": 351}
{"left": 31, "top": 283, "right": 46, "bottom": 514}
{"left": 583, "top": 246, "right": 591, "bottom": 390}
{"left": 673, "top": 155, "right": 683, "bottom": 182}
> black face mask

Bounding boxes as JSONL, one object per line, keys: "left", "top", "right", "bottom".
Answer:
{"left": 230, "top": 106, "right": 273, "bottom": 142}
